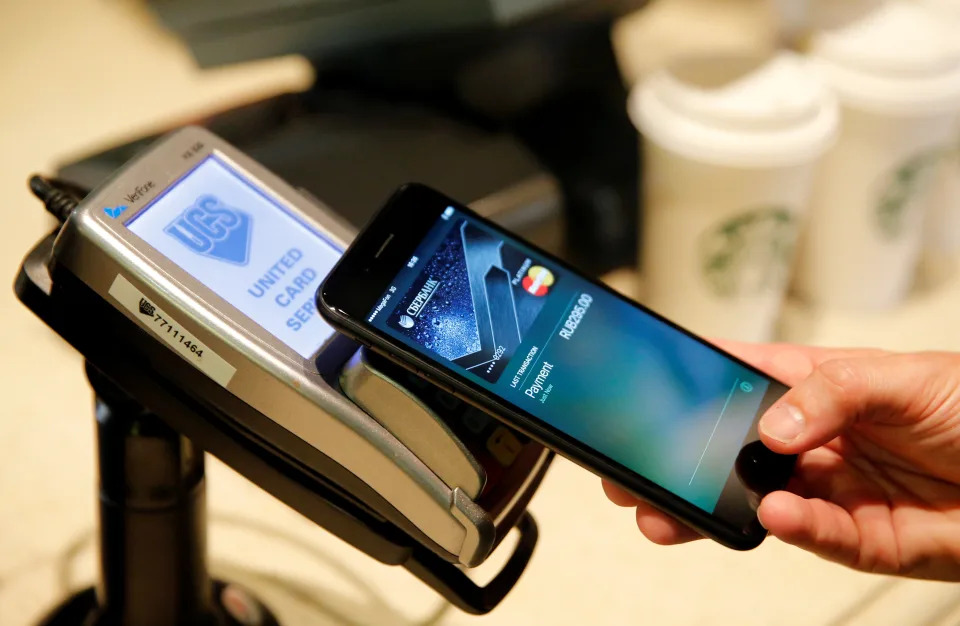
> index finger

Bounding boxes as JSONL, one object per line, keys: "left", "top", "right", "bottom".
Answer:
{"left": 602, "top": 480, "right": 702, "bottom": 544}
{"left": 602, "top": 479, "right": 642, "bottom": 507}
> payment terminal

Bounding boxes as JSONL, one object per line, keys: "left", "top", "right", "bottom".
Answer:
{"left": 16, "top": 126, "right": 551, "bottom": 616}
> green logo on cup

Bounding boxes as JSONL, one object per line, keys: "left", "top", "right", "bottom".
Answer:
{"left": 700, "top": 206, "right": 798, "bottom": 298}
{"left": 876, "top": 148, "right": 948, "bottom": 240}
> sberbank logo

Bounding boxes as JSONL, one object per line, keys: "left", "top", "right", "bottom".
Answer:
{"left": 165, "top": 195, "right": 252, "bottom": 265}
{"left": 700, "top": 206, "right": 798, "bottom": 298}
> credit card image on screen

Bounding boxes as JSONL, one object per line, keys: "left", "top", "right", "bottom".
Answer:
{"left": 319, "top": 184, "right": 795, "bottom": 550}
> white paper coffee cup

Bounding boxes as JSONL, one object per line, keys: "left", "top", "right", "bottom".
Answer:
{"left": 917, "top": 0, "right": 960, "bottom": 287}
{"left": 630, "top": 52, "right": 839, "bottom": 342}
{"left": 791, "top": 1, "right": 960, "bottom": 310}
{"left": 916, "top": 120, "right": 960, "bottom": 288}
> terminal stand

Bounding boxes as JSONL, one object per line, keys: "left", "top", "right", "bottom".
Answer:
{"left": 40, "top": 363, "right": 279, "bottom": 626}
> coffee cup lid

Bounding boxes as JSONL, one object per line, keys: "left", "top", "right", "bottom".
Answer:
{"left": 811, "top": 1, "right": 960, "bottom": 115}
{"left": 629, "top": 51, "right": 839, "bottom": 168}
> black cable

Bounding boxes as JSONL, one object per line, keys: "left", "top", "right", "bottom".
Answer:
{"left": 29, "top": 174, "right": 82, "bottom": 223}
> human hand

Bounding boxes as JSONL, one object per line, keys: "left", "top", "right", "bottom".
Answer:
{"left": 604, "top": 341, "right": 960, "bottom": 580}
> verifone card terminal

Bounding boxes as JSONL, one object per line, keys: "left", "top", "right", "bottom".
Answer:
{"left": 35, "top": 127, "right": 550, "bottom": 584}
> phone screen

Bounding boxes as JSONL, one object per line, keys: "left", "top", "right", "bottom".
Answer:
{"left": 358, "top": 202, "right": 786, "bottom": 530}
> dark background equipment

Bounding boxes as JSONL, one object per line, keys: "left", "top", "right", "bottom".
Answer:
{"left": 56, "top": 0, "right": 647, "bottom": 276}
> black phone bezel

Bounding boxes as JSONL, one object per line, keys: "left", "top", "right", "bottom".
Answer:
{"left": 319, "top": 183, "right": 795, "bottom": 550}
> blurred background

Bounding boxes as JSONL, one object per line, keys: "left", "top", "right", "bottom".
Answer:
{"left": 2, "top": 0, "right": 960, "bottom": 624}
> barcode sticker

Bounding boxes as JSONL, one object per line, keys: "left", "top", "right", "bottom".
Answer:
{"left": 108, "top": 275, "right": 236, "bottom": 386}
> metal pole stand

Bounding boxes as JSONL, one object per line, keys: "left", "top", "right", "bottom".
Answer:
{"left": 38, "top": 363, "right": 281, "bottom": 626}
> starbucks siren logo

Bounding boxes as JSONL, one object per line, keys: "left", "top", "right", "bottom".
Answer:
{"left": 700, "top": 206, "right": 798, "bottom": 298}
{"left": 876, "top": 147, "right": 948, "bottom": 240}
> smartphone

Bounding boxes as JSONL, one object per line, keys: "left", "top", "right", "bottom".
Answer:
{"left": 319, "top": 184, "right": 795, "bottom": 550}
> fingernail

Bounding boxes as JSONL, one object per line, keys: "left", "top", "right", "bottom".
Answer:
{"left": 760, "top": 404, "right": 805, "bottom": 444}
{"left": 757, "top": 504, "right": 769, "bottom": 530}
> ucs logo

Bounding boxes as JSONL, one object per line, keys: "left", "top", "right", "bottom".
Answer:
{"left": 165, "top": 195, "right": 252, "bottom": 265}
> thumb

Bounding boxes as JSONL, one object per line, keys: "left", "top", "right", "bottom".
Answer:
{"left": 757, "top": 354, "right": 929, "bottom": 454}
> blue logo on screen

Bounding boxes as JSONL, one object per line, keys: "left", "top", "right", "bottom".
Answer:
{"left": 164, "top": 195, "right": 252, "bottom": 265}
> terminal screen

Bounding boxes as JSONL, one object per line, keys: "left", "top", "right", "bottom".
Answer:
{"left": 126, "top": 155, "right": 341, "bottom": 358}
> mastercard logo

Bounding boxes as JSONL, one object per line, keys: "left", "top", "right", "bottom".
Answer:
{"left": 522, "top": 266, "right": 554, "bottom": 297}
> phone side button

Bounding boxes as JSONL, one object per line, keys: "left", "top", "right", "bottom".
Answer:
{"left": 451, "top": 390, "right": 484, "bottom": 412}
{"left": 415, "top": 370, "right": 453, "bottom": 395}
{"left": 369, "top": 346, "right": 417, "bottom": 374}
